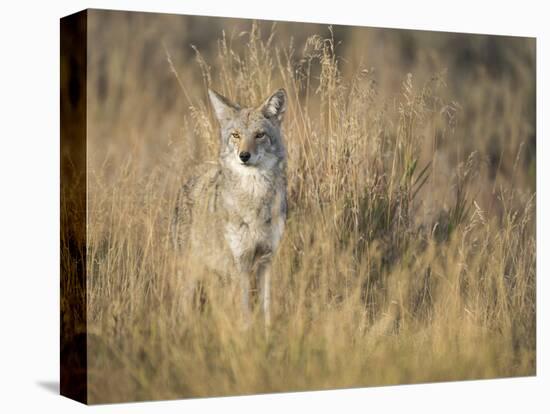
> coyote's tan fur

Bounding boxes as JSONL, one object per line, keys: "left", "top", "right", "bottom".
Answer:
{"left": 172, "top": 88, "right": 288, "bottom": 327}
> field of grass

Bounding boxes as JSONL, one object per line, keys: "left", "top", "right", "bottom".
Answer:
{"left": 65, "top": 10, "right": 535, "bottom": 403}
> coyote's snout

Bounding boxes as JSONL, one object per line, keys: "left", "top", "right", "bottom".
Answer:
{"left": 171, "top": 88, "right": 288, "bottom": 328}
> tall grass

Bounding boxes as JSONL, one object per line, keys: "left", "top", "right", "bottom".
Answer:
{"left": 81, "top": 13, "right": 535, "bottom": 403}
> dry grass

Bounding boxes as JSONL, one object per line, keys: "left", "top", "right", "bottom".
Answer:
{"left": 74, "top": 11, "right": 535, "bottom": 403}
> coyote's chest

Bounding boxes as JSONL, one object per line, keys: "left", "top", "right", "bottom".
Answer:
{"left": 222, "top": 169, "right": 286, "bottom": 269}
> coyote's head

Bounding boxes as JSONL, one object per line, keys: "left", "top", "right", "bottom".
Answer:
{"left": 208, "top": 88, "right": 287, "bottom": 172}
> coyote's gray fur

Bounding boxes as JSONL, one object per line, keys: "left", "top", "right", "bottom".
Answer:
{"left": 171, "top": 88, "right": 288, "bottom": 327}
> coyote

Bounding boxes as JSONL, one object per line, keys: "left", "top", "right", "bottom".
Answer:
{"left": 171, "top": 88, "right": 288, "bottom": 327}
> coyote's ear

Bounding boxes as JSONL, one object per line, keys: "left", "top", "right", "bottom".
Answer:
{"left": 208, "top": 89, "right": 239, "bottom": 124}
{"left": 261, "top": 88, "right": 287, "bottom": 123}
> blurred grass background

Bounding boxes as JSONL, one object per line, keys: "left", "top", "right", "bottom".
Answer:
{"left": 80, "top": 9, "right": 535, "bottom": 403}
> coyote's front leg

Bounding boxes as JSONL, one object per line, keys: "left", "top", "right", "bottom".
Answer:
{"left": 238, "top": 270, "right": 252, "bottom": 327}
{"left": 238, "top": 264, "right": 271, "bottom": 330}
{"left": 257, "top": 263, "right": 272, "bottom": 330}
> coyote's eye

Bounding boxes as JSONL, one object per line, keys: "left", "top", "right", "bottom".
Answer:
{"left": 255, "top": 132, "right": 265, "bottom": 140}
{"left": 231, "top": 132, "right": 240, "bottom": 140}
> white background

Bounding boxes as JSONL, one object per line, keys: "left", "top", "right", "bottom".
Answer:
{"left": 0, "top": 0, "right": 547, "bottom": 412}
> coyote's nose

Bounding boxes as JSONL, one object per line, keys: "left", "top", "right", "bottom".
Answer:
{"left": 239, "top": 151, "right": 251, "bottom": 163}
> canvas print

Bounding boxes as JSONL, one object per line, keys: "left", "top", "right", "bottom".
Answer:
{"left": 60, "top": 9, "right": 536, "bottom": 404}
